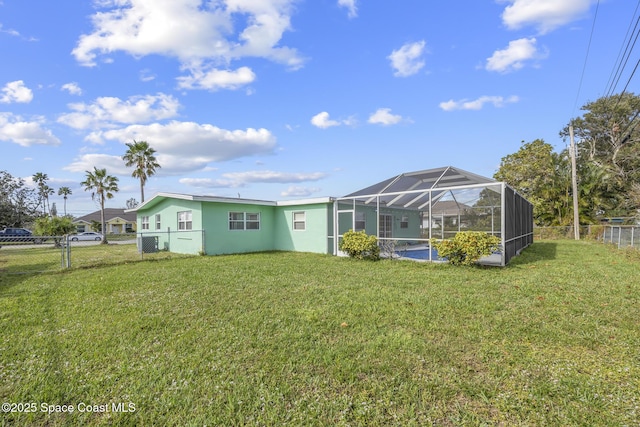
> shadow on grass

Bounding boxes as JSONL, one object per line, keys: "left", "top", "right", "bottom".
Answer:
{"left": 508, "top": 241, "right": 558, "bottom": 266}
{"left": 0, "top": 262, "right": 61, "bottom": 296}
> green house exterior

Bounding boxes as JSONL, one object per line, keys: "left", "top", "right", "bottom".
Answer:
{"left": 129, "top": 193, "right": 423, "bottom": 256}
{"left": 130, "top": 194, "right": 339, "bottom": 256}
{"left": 127, "top": 167, "right": 532, "bottom": 264}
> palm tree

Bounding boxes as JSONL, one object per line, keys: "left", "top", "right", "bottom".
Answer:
{"left": 43, "top": 185, "right": 54, "bottom": 216}
{"left": 58, "top": 186, "right": 72, "bottom": 216}
{"left": 32, "top": 172, "right": 49, "bottom": 215}
{"left": 122, "top": 140, "right": 161, "bottom": 203}
{"left": 80, "top": 167, "right": 119, "bottom": 244}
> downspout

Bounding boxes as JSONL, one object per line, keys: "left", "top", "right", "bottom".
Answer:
{"left": 333, "top": 199, "right": 338, "bottom": 255}
{"left": 501, "top": 182, "right": 507, "bottom": 266}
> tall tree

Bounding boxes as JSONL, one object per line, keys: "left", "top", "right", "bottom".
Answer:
{"left": 32, "top": 172, "right": 49, "bottom": 215}
{"left": 1, "top": 171, "right": 39, "bottom": 227}
{"left": 58, "top": 186, "right": 72, "bottom": 217}
{"left": 562, "top": 92, "right": 640, "bottom": 217}
{"left": 81, "top": 167, "right": 119, "bottom": 244}
{"left": 43, "top": 185, "right": 54, "bottom": 216}
{"left": 495, "top": 139, "right": 571, "bottom": 226}
{"left": 122, "top": 140, "right": 161, "bottom": 203}
{"left": 126, "top": 198, "right": 139, "bottom": 209}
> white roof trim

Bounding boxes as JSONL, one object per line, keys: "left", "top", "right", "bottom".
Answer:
{"left": 129, "top": 192, "right": 337, "bottom": 212}
{"left": 276, "top": 197, "right": 334, "bottom": 206}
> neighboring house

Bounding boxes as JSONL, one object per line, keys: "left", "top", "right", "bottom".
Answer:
{"left": 73, "top": 208, "right": 137, "bottom": 234}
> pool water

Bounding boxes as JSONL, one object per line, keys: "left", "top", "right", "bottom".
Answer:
{"left": 395, "top": 248, "right": 442, "bottom": 261}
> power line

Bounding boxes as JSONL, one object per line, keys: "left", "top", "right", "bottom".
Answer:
{"left": 604, "top": 1, "right": 640, "bottom": 99}
{"left": 572, "top": 0, "right": 601, "bottom": 117}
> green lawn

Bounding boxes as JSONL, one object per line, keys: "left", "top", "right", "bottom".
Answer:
{"left": 1, "top": 241, "right": 639, "bottom": 426}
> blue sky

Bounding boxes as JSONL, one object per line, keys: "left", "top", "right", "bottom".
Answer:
{"left": 0, "top": 0, "right": 633, "bottom": 216}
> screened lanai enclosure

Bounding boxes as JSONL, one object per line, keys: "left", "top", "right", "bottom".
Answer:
{"left": 334, "top": 166, "right": 533, "bottom": 266}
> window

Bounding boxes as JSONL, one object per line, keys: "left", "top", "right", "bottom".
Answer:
{"left": 400, "top": 215, "right": 409, "bottom": 229}
{"left": 155, "top": 214, "right": 161, "bottom": 230}
{"left": 293, "top": 211, "right": 306, "bottom": 230}
{"left": 229, "top": 212, "right": 261, "bottom": 230}
{"left": 178, "top": 211, "right": 192, "bottom": 230}
{"left": 246, "top": 213, "right": 260, "bottom": 230}
{"left": 355, "top": 211, "right": 366, "bottom": 231}
{"left": 141, "top": 216, "right": 149, "bottom": 230}
{"left": 125, "top": 223, "right": 133, "bottom": 232}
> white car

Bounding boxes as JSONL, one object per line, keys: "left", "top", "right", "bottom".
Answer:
{"left": 70, "top": 232, "right": 103, "bottom": 241}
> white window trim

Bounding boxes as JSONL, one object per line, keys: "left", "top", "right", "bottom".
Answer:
{"left": 155, "top": 214, "right": 161, "bottom": 230}
{"left": 141, "top": 216, "right": 150, "bottom": 230}
{"left": 229, "top": 211, "right": 261, "bottom": 231}
{"left": 178, "top": 211, "right": 192, "bottom": 230}
{"left": 293, "top": 211, "right": 306, "bottom": 231}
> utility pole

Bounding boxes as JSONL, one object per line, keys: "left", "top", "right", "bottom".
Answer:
{"left": 569, "top": 125, "right": 580, "bottom": 240}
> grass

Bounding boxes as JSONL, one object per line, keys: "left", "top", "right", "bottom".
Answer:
{"left": 0, "top": 240, "right": 639, "bottom": 426}
{"left": 0, "top": 243, "right": 189, "bottom": 274}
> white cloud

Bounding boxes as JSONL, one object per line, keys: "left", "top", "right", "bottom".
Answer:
{"left": 338, "top": 0, "right": 358, "bottom": 18}
{"left": 501, "top": 0, "right": 592, "bottom": 34}
{"left": 139, "top": 69, "right": 156, "bottom": 82}
{"left": 61, "top": 82, "right": 83, "bottom": 95}
{"left": 485, "top": 38, "right": 542, "bottom": 73}
{"left": 388, "top": 41, "right": 426, "bottom": 77}
{"left": 0, "top": 23, "right": 20, "bottom": 37}
{"left": 58, "top": 93, "right": 180, "bottom": 129}
{"left": 439, "top": 95, "right": 519, "bottom": 111}
{"left": 0, "top": 113, "right": 60, "bottom": 147}
{"left": 63, "top": 153, "right": 130, "bottom": 175}
{"left": 368, "top": 108, "right": 403, "bottom": 126}
{"left": 281, "top": 186, "right": 322, "bottom": 197}
{"left": 311, "top": 111, "right": 341, "bottom": 129}
{"left": 177, "top": 66, "right": 256, "bottom": 91}
{"left": 72, "top": 0, "right": 304, "bottom": 81}
{"left": 86, "top": 121, "right": 277, "bottom": 173}
{"left": 0, "top": 80, "right": 33, "bottom": 103}
{"left": 180, "top": 170, "right": 326, "bottom": 188}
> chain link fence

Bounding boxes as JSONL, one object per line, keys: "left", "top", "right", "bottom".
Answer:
{"left": 1, "top": 231, "right": 202, "bottom": 275}
{"left": 533, "top": 225, "right": 640, "bottom": 251}
{"left": 601, "top": 225, "right": 640, "bottom": 249}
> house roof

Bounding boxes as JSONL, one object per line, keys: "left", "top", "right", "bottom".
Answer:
{"left": 341, "top": 166, "right": 498, "bottom": 209}
{"left": 430, "top": 200, "right": 474, "bottom": 216}
{"left": 73, "top": 208, "right": 137, "bottom": 224}
{"left": 127, "top": 192, "right": 335, "bottom": 212}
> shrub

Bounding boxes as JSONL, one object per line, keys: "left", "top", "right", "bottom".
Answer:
{"left": 33, "top": 216, "right": 76, "bottom": 248}
{"left": 339, "top": 230, "right": 380, "bottom": 260}
{"left": 431, "top": 231, "right": 500, "bottom": 266}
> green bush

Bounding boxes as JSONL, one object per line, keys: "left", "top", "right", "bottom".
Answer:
{"left": 339, "top": 230, "right": 380, "bottom": 260}
{"left": 431, "top": 231, "right": 500, "bottom": 266}
{"left": 33, "top": 216, "right": 76, "bottom": 236}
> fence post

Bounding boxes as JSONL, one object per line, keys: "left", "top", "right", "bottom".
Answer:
{"left": 66, "top": 235, "right": 71, "bottom": 268}
{"left": 61, "top": 236, "right": 65, "bottom": 268}
{"left": 617, "top": 226, "right": 622, "bottom": 248}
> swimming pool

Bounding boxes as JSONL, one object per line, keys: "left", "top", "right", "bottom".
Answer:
{"left": 394, "top": 247, "right": 443, "bottom": 261}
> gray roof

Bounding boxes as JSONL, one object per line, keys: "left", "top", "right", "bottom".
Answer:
{"left": 342, "top": 166, "right": 497, "bottom": 209}
{"left": 73, "top": 208, "right": 136, "bottom": 223}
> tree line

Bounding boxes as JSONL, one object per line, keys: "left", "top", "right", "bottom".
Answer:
{"left": 495, "top": 92, "right": 640, "bottom": 226}
{"left": 0, "top": 140, "right": 160, "bottom": 243}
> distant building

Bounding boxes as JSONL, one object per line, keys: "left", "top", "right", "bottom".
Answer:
{"left": 73, "top": 208, "right": 137, "bottom": 234}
